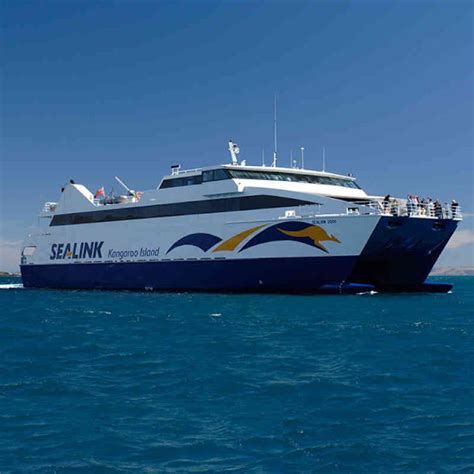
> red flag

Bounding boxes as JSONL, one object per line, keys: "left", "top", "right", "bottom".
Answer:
{"left": 95, "top": 186, "right": 105, "bottom": 198}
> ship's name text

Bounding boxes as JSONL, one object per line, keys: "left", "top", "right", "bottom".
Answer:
{"left": 50, "top": 241, "right": 104, "bottom": 260}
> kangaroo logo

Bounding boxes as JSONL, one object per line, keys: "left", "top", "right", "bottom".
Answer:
{"left": 277, "top": 226, "right": 340, "bottom": 253}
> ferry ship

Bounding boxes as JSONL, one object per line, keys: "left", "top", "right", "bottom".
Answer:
{"left": 20, "top": 141, "right": 462, "bottom": 293}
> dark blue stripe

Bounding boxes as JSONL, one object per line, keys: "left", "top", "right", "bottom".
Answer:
{"left": 167, "top": 233, "right": 222, "bottom": 254}
{"left": 21, "top": 256, "right": 356, "bottom": 293}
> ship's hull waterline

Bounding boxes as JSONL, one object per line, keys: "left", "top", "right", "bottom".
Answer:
{"left": 21, "top": 256, "right": 360, "bottom": 293}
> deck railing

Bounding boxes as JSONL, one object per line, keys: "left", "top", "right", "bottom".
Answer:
{"left": 353, "top": 198, "right": 462, "bottom": 220}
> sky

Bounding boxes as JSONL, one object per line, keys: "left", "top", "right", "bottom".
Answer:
{"left": 1, "top": 0, "right": 473, "bottom": 272}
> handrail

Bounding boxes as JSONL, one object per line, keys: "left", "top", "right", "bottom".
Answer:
{"left": 363, "top": 198, "right": 462, "bottom": 220}
{"left": 171, "top": 167, "right": 203, "bottom": 175}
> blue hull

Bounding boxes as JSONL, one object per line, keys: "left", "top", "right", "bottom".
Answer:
{"left": 21, "top": 256, "right": 358, "bottom": 293}
{"left": 349, "top": 217, "right": 458, "bottom": 291}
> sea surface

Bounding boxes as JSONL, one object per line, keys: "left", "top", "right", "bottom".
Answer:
{"left": 0, "top": 276, "right": 473, "bottom": 473}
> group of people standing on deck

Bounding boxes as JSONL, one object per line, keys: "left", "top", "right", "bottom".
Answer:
{"left": 382, "top": 194, "right": 459, "bottom": 218}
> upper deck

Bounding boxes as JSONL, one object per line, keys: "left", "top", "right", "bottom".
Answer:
{"left": 157, "top": 163, "right": 367, "bottom": 200}
{"left": 38, "top": 141, "right": 462, "bottom": 223}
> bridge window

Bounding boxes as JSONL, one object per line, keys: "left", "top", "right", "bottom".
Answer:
{"left": 160, "top": 174, "right": 203, "bottom": 189}
{"left": 227, "top": 170, "right": 361, "bottom": 189}
{"left": 202, "top": 169, "right": 230, "bottom": 182}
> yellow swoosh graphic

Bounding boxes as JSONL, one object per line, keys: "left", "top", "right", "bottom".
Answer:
{"left": 213, "top": 225, "right": 266, "bottom": 252}
{"left": 277, "top": 226, "right": 340, "bottom": 253}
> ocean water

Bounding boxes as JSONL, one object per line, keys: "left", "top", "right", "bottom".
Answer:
{"left": 0, "top": 277, "right": 473, "bottom": 473}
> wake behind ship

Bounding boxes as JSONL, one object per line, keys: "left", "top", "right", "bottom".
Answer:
{"left": 20, "top": 141, "right": 462, "bottom": 294}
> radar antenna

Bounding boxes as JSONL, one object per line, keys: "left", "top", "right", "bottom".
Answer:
{"left": 228, "top": 140, "right": 240, "bottom": 165}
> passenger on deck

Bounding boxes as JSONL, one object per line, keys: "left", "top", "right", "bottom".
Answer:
{"left": 420, "top": 198, "right": 427, "bottom": 215}
{"left": 434, "top": 200, "right": 442, "bottom": 219}
{"left": 391, "top": 199, "right": 399, "bottom": 216}
{"left": 407, "top": 194, "right": 414, "bottom": 216}
{"left": 383, "top": 194, "right": 391, "bottom": 214}
{"left": 427, "top": 198, "right": 434, "bottom": 217}
{"left": 451, "top": 200, "right": 459, "bottom": 218}
{"left": 444, "top": 202, "right": 449, "bottom": 219}
{"left": 413, "top": 196, "right": 421, "bottom": 215}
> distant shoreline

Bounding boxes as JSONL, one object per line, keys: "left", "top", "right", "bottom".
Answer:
{"left": 0, "top": 272, "right": 21, "bottom": 278}
{"left": 430, "top": 266, "right": 474, "bottom": 276}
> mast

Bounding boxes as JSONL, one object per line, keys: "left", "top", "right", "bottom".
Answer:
{"left": 272, "top": 93, "right": 278, "bottom": 167}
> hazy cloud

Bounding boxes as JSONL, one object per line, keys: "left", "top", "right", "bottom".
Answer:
{"left": 446, "top": 229, "right": 474, "bottom": 250}
{"left": 0, "top": 240, "right": 21, "bottom": 273}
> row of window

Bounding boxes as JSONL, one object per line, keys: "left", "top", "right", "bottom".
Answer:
{"left": 160, "top": 175, "right": 203, "bottom": 188}
{"left": 159, "top": 169, "right": 231, "bottom": 188}
{"left": 226, "top": 170, "right": 361, "bottom": 189}
{"left": 160, "top": 168, "right": 360, "bottom": 189}
{"left": 50, "top": 195, "right": 312, "bottom": 226}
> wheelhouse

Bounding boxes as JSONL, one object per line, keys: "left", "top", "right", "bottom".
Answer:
{"left": 159, "top": 166, "right": 360, "bottom": 190}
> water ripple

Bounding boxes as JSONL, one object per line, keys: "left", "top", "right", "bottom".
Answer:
{"left": 0, "top": 276, "right": 473, "bottom": 472}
